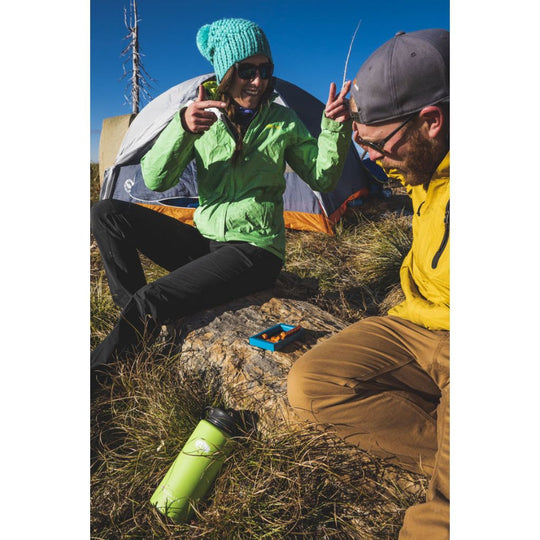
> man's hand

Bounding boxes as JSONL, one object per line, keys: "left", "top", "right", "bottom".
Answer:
{"left": 182, "top": 85, "right": 227, "bottom": 134}
{"left": 324, "top": 81, "right": 351, "bottom": 123}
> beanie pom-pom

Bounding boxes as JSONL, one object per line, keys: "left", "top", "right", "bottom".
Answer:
{"left": 196, "top": 24, "right": 213, "bottom": 61}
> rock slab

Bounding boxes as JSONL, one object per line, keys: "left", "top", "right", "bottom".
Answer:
{"left": 173, "top": 295, "right": 347, "bottom": 433}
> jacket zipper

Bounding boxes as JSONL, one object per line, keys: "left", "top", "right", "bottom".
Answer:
{"left": 216, "top": 107, "right": 261, "bottom": 236}
{"left": 220, "top": 113, "right": 239, "bottom": 145}
{"left": 432, "top": 200, "right": 450, "bottom": 269}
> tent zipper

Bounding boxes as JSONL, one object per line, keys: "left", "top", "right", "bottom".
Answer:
{"left": 432, "top": 200, "right": 450, "bottom": 269}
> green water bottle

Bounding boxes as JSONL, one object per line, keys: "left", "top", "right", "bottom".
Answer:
{"left": 150, "top": 407, "right": 238, "bottom": 523}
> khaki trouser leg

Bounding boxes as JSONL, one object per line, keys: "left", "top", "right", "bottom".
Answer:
{"left": 287, "top": 315, "right": 449, "bottom": 536}
{"left": 399, "top": 383, "right": 449, "bottom": 539}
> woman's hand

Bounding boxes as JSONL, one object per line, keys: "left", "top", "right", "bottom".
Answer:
{"left": 182, "top": 85, "right": 227, "bottom": 134}
{"left": 324, "top": 81, "right": 351, "bottom": 123}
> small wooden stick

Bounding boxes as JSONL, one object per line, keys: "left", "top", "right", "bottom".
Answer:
{"left": 261, "top": 325, "right": 302, "bottom": 343}
{"left": 282, "top": 325, "right": 302, "bottom": 338}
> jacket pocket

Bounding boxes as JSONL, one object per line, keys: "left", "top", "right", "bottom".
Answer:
{"left": 229, "top": 200, "right": 276, "bottom": 236}
{"left": 432, "top": 200, "right": 450, "bottom": 269}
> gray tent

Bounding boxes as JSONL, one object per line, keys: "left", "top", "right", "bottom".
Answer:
{"left": 100, "top": 73, "right": 380, "bottom": 234}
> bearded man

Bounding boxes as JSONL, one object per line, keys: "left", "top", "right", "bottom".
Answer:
{"left": 287, "top": 29, "right": 450, "bottom": 539}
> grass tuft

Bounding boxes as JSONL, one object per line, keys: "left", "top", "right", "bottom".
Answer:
{"left": 284, "top": 204, "right": 412, "bottom": 323}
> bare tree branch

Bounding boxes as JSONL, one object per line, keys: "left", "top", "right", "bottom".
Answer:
{"left": 120, "top": 0, "right": 155, "bottom": 114}
{"left": 342, "top": 19, "right": 362, "bottom": 88}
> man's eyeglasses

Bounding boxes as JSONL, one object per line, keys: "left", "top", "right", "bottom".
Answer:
{"left": 350, "top": 112, "right": 416, "bottom": 155}
{"left": 235, "top": 62, "right": 274, "bottom": 81}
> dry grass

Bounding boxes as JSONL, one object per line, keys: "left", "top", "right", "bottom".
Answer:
{"left": 90, "top": 166, "right": 424, "bottom": 539}
{"left": 91, "top": 349, "right": 426, "bottom": 539}
{"left": 91, "top": 162, "right": 101, "bottom": 203}
{"left": 283, "top": 194, "right": 412, "bottom": 323}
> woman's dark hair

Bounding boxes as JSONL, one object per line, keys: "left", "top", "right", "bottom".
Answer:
{"left": 217, "top": 65, "right": 275, "bottom": 163}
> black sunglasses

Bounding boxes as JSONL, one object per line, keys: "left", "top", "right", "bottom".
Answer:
{"left": 235, "top": 62, "right": 274, "bottom": 81}
{"left": 351, "top": 112, "right": 416, "bottom": 155}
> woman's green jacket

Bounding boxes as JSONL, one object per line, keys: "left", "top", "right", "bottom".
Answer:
{"left": 140, "top": 88, "right": 352, "bottom": 260}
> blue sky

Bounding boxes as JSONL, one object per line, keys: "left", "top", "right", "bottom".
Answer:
{"left": 91, "top": 0, "right": 449, "bottom": 162}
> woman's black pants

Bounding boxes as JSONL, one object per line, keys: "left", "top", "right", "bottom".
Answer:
{"left": 90, "top": 199, "right": 283, "bottom": 370}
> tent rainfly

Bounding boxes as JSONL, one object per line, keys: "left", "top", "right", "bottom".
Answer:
{"left": 100, "top": 73, "right": 385, "bottom": 234}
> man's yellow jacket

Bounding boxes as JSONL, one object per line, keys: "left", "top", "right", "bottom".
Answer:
{"left": 388, "top": 153, "right": 450, "bottom": 331}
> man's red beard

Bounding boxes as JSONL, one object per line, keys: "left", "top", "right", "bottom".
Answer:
{"left": 382, "top": 125, "right": 442, "bottom": 187}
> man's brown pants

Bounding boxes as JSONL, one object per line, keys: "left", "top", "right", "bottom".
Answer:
{"left": 287, "top": 315, "right": 449, "bottom": 539}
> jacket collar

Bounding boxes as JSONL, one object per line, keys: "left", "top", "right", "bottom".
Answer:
{"left": 434, "top": 152, "right": 450, "bottom": 182}
{"left": 377, "top": 151, "right": 450, "bottom": 187}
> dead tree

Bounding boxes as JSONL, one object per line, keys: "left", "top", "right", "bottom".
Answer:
{"left": 121, "top": 0, "right": 154, "bottom": 114}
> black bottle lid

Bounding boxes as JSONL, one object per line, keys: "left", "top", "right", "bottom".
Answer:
{"left": 205, "top": 407, "right": 239, "bottom": 436}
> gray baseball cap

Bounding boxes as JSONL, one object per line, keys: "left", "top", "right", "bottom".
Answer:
{"left": 351, "top": 29, "right": 449, "bottom": 125}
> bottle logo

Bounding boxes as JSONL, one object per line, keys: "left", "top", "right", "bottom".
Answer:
{"left": 193, "top": 438, "right": 211, "bottom": 453}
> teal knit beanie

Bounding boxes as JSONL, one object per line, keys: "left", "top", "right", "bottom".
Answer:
{"left": 196, "top": 18, "right": 272, "bottom": 82}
